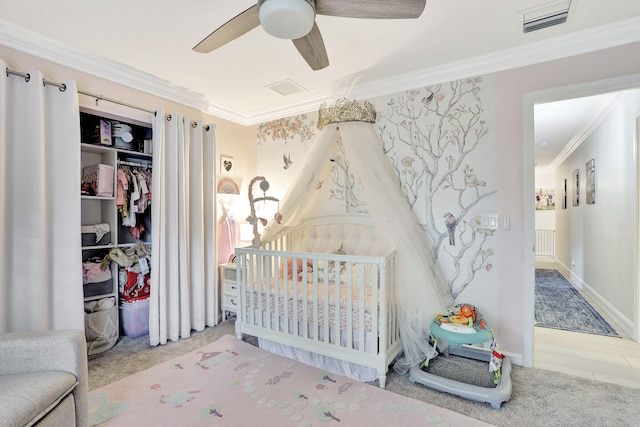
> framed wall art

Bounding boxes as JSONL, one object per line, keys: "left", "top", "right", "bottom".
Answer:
{"left": 562, "top": 178, "right": 567, "bottom": 209}
{"left": 572, "top": 168, "right": 579, "bottom": 206}
{"left": 535, "top": 188, "right": 555, "bottom": 210}
{"left": 220, "top": 155, "right": 234, "bottom": 175}
{"left": 586, "top": 159, "right": 595, "bottom": 204}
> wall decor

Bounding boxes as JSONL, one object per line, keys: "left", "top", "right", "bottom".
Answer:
{"left": 572, "top": 168, "right": 579, "bottom": 206}
{"left": 378, "top": 78, "right": 496, "bottom": 300}
{"left": 220, "top": 155, "right": 234, "bottom": 175}
{"left": 586, "top": 159, "right": 595, "bottom": 204}
{"left": 562, "top": 178, "right": 567, "bottom": 209}
{"left": 217, "top": 177, "right": 239, "bottom": 195}
{"left": 535, "top": 188, "right": 555, "bottom": 210}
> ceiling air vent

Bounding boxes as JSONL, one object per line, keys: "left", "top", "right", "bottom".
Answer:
{"left": 523, "top": 0, "right": 572, "bottom": 33}
{"left": 267, "top": 79, "right": 307, "bottom": 96}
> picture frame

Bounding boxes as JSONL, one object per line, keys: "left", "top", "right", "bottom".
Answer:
{"left": 535, "top": 188, "right": 555, "bottom": 210}
{"left": 562, "top": 178, "right": 567, "bottom": 209}
{"left": 220, "top": 155, "right": 234, "bottom": 175}
{"left": 586, "top": 159, "right": 595, "bottom": 204}
{"left": 572, "top": 168, "right": 579, "bottom": 206}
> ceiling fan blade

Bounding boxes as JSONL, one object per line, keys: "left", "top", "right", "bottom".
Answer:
{"left": 193, "top": 5, "right": 260, "bottom": 53}
{"left": 292, "top": 22, "right": 329, "bottom": 71}
{"left": 315, "top": 0, "right": 426, "bottom": 19}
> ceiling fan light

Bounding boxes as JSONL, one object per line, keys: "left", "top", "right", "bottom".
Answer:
{"left": 258, "top": 0, "right": 315, "bottom": 40}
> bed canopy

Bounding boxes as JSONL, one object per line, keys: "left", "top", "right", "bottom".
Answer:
{"left": 261, "top": 99, "right": 452, "bottom": 373}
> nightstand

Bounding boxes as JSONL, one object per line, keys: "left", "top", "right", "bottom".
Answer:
{"left": 220, "top": 263, "right": 238, "bottom": 321}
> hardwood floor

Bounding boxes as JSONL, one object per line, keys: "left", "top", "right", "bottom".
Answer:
{"left": 534, "top": 260, "right": 640, "bottom": 389}
{"left": 534, "top": 327, "right": 640, "bottom": 388}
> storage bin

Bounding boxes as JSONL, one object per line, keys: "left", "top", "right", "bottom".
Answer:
{"left": 83, "top": 258, "right": 113, "bottom": 298}
{"left": 121, "top": 298, "right": 150, "bottom": 338}
{"left": 85, "top": 303, "right": 118, "bottom": 355}
{"left": 82, "top": 164, "right": 114, "bottom": 197}
{"left": 98, "top": 119, "right": 112, "bottom": 146}
{"left": 113, "top": 122, "right": 136, "bottom": 150}
{"left": 84, "top": 278, "right": 113, "bottom": 298}
{"left": 114, "top": 137, "right": 136, "bottom": 150}
{"left": 119, "top": 267, "right": 151, "bottom": 302}
{"left": 81, "top": 223, "right": 111, "bottom": 246}
{"left": 82, "top": 118, "right": 112, "bottom": 146}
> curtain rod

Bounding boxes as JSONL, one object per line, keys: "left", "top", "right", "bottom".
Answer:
{"left": 6, "top": 67, "right": 156, "bottom": 115}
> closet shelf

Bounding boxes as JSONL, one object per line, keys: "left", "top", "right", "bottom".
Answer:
{"left": 81, "top": 244, "right": 115, "bottom": 251}
{"left": 117, "top": 242, "right": 152, "bottom": 249}
{"left": 81, "top": 142, "right": 111, "bottom": 153}
{"left": 117, "top": 149, "right": 152, "bottom": 159}
{"left": 81, "top": 195, "right": 116, "bottom": 201}
{"left": 84, "top": 292, "right": 116, "bottom": 303}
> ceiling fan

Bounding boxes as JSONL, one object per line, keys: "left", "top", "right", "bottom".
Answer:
{"left": 193, "top": 0, "right": 426, "bottom": 71}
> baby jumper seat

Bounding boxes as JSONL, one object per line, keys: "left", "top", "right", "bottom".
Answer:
{"left": 408, "top": 304, "right": 513, "bottom": 409}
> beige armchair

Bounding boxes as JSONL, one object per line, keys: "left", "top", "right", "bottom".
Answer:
{"left": 0, "top": 329, "right": 89, "bottom": 427}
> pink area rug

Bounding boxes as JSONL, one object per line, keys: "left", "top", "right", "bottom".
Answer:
{"left": 89, "top": 334, "right": 493, "bottom": 426}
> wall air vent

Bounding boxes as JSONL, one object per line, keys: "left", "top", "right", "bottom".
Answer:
{"left": 267, "top": 79, "right": 307, "bottom": 96}
{"left": 523, "top": 0, "right": 572, "bottom": 33}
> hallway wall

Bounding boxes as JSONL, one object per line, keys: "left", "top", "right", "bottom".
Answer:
{"left": 555, "top": 90, "right": 640, "bottom": 334}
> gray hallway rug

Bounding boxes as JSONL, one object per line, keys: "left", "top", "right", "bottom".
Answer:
{"left": 535, "top": 269, "right": 620, "bottom": 337}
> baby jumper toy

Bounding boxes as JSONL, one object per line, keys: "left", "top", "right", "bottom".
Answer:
{"left": 409, "top": 304, "right": 512, "bottom": 409}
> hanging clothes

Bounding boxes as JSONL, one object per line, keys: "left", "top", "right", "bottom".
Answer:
{"left": 217, "top": 197, "right": 238, "bottom": 264}
{"left": 117, "top": 164, "right": 153, "bottom": 240}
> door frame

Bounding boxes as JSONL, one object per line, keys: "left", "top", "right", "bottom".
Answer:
{"left": 523, "top": 73, "right": 640, "bottom": 367}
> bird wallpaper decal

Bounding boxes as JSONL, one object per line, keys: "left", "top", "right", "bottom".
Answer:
{"left": 444, "top": 212, "right": 457, "bottom": 246}
{"left": 282, "top": 153, "right": 293, "bottom": 170}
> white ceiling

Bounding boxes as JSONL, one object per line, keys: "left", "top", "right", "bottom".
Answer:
{"left": 534, "top": 90, "right": 636, "bottom": 172}
{"left": 1, "top": 0, "right": 640, "bottom": 169}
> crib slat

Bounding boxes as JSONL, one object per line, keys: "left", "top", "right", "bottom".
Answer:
{"left": 257, "top": 254, "right": 264, "bottom": 328}
{"left": 292, "top": 257, "right": 299, "bottom": 338}
{"left": 272, "top": 254, "right": 278, "bottom": 331}
{"left": 358, "top": 262, "right": 365, "bottom": 353}
{"left": 283, "top": 256, "right": 289, "bottom": 336}
{"left": 346, "top": 261, "right": 353, "bottom": 351}
{"left": 332, "top": 256, "right": 340, "bottom": 349}
{"left": 312, "top": 258, "right": 319, "bottom": 342}
{"left": 372, "top": 261, "right": 379, "bottom": 354}
{"left": 323, "top": 260, "right": 330, "bottom": 345}
{"left": 267, "top": 255, "right": 274, "bottom": 330}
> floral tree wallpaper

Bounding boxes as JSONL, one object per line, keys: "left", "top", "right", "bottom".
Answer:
{"left": 375, "top": 78, "right": 496, "bottom": 299}
{"left": 256, "top": 77, "right": 497, "bottom": 300}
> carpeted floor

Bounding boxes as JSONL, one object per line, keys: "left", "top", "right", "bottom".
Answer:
{"left": 89, "top": 334, "right": 492, "bottom": 426}
{"left": 535, "top": 269, "right": 619, "bottom": 337}
{"left": 88, "top": 321, "right": 640, "bottom": 426}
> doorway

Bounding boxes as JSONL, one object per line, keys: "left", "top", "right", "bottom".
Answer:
{"left": 523, "top": 74, "right": 640, "bottom": 370}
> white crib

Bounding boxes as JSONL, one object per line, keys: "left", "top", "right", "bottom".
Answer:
{"left": 234, "top": 214, "right": 402, "bottom": 388}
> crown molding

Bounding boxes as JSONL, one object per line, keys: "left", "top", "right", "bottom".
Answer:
{"left": 0, "top": 20, "right": 245, "bottom": 123}
{"left": 278, "top": 16, "right": 640, "bottom": 122}
{"left": 540, "top": 90, "right": 634, "bottom": 174}
{"left": 2, "top": 16, "right": 640, "bottom": 126}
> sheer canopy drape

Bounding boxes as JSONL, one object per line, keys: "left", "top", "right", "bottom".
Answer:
{"left": 149, "top": 110, "right": 217, "bottom": 346}
{"left": 262, "top": 120, "right": 451, "bottom": 373}
{"left": 0, "top": 59, "right": 84, "bottom": 332}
